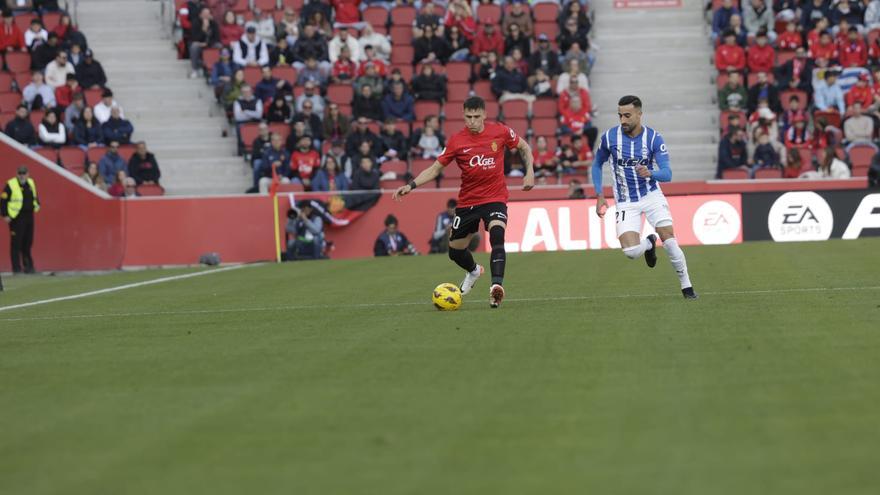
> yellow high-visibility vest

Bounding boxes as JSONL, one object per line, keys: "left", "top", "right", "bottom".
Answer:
{"left": 5, "top": 178, "right": 39, "bottom": 219}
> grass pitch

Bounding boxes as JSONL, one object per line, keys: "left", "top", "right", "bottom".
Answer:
{"left": 1, "top": 240, "right": 878, "bottom": 494}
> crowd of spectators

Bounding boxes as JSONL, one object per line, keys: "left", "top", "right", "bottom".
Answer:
{"left": 176, "top": 0, "right": 601, "bottom": 197}
{"left": 0, "top": 4, "right": 162, "bottom": 195}
{"left": 711, "top": 0, "right": 880, "bottom": 180}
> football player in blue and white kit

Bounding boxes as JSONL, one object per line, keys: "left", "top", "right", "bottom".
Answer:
{"left": 592, "top": 95, "right": 697, "bottom": 299}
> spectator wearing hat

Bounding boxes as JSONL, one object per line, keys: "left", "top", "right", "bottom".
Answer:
{"left": 839, "top": 26, "right": 867, "bottom": 67}
{"left": 286, "top": 200, "right": 324, "bottom": 261}
{"left": 189, "top": 7, "right": 220, "bottom": 78}
{"left": 24, "top": 18, "right": 47, "bottom": 51}
{"left": 715, "top": 29, "right": 746, "bottom": 72}
{"left": 0, "top": 9, "right": 25, "bottom": 52}
{"left": 22, "top": 71, "right": 56, "bottom": 110}
{"left": 528, "top": 34, "right": 561, "bottom": 84}
{"left": 381, "top": 81, "right": 415, "bottom": 122}
{"left": 411, "top": 64, "right": 446, "bottom": 102}
{"left": 502, "top": 0, "right": 533, "bottom": 37}
{"left": 101, "top": 106, "right": 134, "bottom": 145}
{"left": 99, "top": 141, "right": 128, "bottom": 184}
{"left": 76, "top": 49, "right": 107, "bottom": 89}
{"left": 1, "top": 165, "right": 40, "bottom": 274}
{"left": 413, "top": 24, "right": 450, "bottom": 65}
{"left": 210, "top": 47, "right": 238, "bottom": 99}
{"left": 814, "top": 70, "right": 846, "bottom": 114}
{"left": 373, "top": 213, "right": 417, "bottom": 256}
{"left": 747, "top": 71, "right": 781, "bottom": 114}
{"left": 30, "top": 31, "right": 59, "bottom": 70}
{"left": 128, "top": 141, "right": 161, "bottom": 186}
{"left": 718, "top": 70, "right": 748, "bottom": 111}
{"left": 54, "top": 73, "right": 82, "bottom": 111}
{"left": 4, "top": 105, "right": 36, "bottom": 145}
{"left": 295, "top": 79, "right": 325, "bottom": 114}
{"left": 743, "top": 0, "right": 776, "bottom": 42}
{"left": 93, "top": 89, "right": 122, "bottom": 124}
{"left": 746, "top": 30, "right": 774, "bottom": 74}
{"left": 232, "top": 25, "right": 269, "bottom": 68}
{"left": 73, "top": 105, "right": 103, "bottom": 147}
{"left": 358, "top": 25, "right": 390, "bottom": 62}
{"left": 328, "top": 26, "right": 361, "bottom": 63}
{"left": 471, "top": 19, "right": 503, "bottom": 58}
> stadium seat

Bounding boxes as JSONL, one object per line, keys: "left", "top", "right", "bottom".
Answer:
{"left": 239, "top": 122, "right": 262, "bottom": 153}
{"left": 445, "top": 62, "right": 471, "bottom": 83}
{"left": 272, "top": 66, "right": 297, "bottom": 83}
{"left": 410, "top": 158, "right": 434, "bottom": 175}
{"left": 476, "top": 4, "right": 502, "bottom": 23}
{"left": 389, "top": 27, "right": 414, "bottom": 49}
{"left": 447, "top": 82, "right": 470, "bottom": 102}
{"left": 813, "top": 110, "right": 841, "bottom": 128}
{"left": 390, "top": 43, "right": 414, "bottom": 64}
{"left": 0, "top": 73, "right": 13, "bottom": 92}
{"left": 414, "top": 101, "right": 441, "bottom": 120}
{"left": 203, "top": 48, "right": 220, "bottom": 72}
{"left": 59, "top": 146, "right": 86, "bottom": 169}
{"left": 42, "top": 12, "right": 62, "bottom": 31}
{"left": 0, "top": 111, "right": 15, "bottom": 129}
{"left": 868, "top": 28, "right": 880, "bottom": 48}
{"left": 444, "top": 103, "right": 465, "bottom": 120}
{"left": 327, "top": 84, "right": 354, "bottom": 104}
{"left": 753, "top": 167, "right": 782, "bottom": 179}
{"left": 29, "top": 109, "right": 44, "bottom": 128}
{"left": 83, "top": 88, "right": 104, "bottom": 106}
{"left": 780, "top": 89, "right": 807, "bottom": 111}
{"left": 280, "top": 0, "right": 305, "bottom": 9}
{"left": 363, "top": 6, "right": 389, "bottom": 28}
{"left": 390, "top": 5, "right": 416, "bottom": 26}
{"left": 716, "top": 71, "right": 729, "bottom": 89}
{"left": 501, "top": 99, "right": 528, "bottom": 119}
{"left": 0, "top": 92, "right": 21, "bottom": 112}
{"left": 231, "top": 0, "right": 249, "bottom": 14}
{"left": 484, "top": 100, "right": 499, "bottom": 118}
{"left": 86, "top": 146, "right": 109, "bottom": 165}
{"left": 721, "top": 168, "right": 750, "bottom": 179}
{"left": 4, "top": 52, "right": 30, "bottom": 73}
{"left": 848, "top": 143, "right": 876, "bottom": 168}
{"left": 137, "top": 184, "right": 166, "bottom": 196}
{"left": 532, "top": 99, "right": 556, "bottom": 118}
{"left": 471, "top": 80, "right": 493, "bottom": 100}
{"left": 13, "top": 71, "right": 31, "bottom": 88}
{"left": 853, "top": 164, "right": 870, "bottom": 177}
{"left": 531, "top": 118, "right": 557, "bottom": 137}
{"left": 441, "top": 119, "right": 463, "bottom": 139}
{"left": 13, "top": 15, "right": 30, "bottom": 33}
{"left": 776, "top": 50, "right": 796, "bottom": 67}
{"left": 720, "top": 110, "right": 746, "bottom": 134}
{"left": 118, "top": 144, "right": 137, "bottom": 163}
{"left": 534, "top": 22, "right": 559, "bottom": 40}
{"left": 243, "top": 66, "right": 262, "bottom": 86}
{"left": 253, "top": 0, "right": 276, "bottom": 10}
{"left": 268, "top": 122, "right": 290, "bottom": 143}
{"left": 533, "top": 3, "right": 560, "bottom": 22}
{"left": 390, "top": 64, "right": 413, "bottom": 82}
{"left": 380, "top": 159, "right": 408, "bottom": 178}
{"left": 36, "top": 148, "right": 57, "bottom": 164}
{"left": 505, "top": 118, "right": 529, "bottom": 138}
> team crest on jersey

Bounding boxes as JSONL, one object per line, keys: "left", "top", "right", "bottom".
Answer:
{"left": 491, "top": 141, "right": 498, "bottom": 152}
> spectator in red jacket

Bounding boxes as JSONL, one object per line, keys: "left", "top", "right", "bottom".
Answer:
{"left": 846, "top": 73, "right": 873, "bottom": 108}
{"left": 444, "top": 0, "right": 477, "bottom": 41}
{"left": 747, "top": 30, "right": 775, "bottom": 74}
{"left": 715, "top": 29, "right": 746, "bottom": 72}
{"left": 331, "top": 45, "right": 358, "bottom": 84}
{"left": 559, "top": 94, "right": 591, "bottom": 136}
{"left": 54, "top": 73, "right": 82, "bottom": 111}
{"left": 777, "top": 21, "right": 803, "bottom": 50}
{"left": 331, "top": 0, "right": 362, "bottom": 28}
{"left": 558, "top": 78, "right": 591, "bottom": 116}
{"left": 290, "top": 135, "right": 321, "bottom": 189}
{"left": 809, "top": 31, "right": 839, "bottom": 62}
{"left": 219, "top": 10, "right": 243, "bottom": 47}
{"left": 839, "top": 27, "right": 867, "bottom": 67}
{"left": 471, "top": 19, "right": 504, "bottom": 58}
{"left": 784, "top": 115, "right": 813, "bottom": 149}
{"left": 0, "top": 9, "right": 25, "bottom": 52}
{"left": 806, "top": 17, "right": 830, "bottom": 50}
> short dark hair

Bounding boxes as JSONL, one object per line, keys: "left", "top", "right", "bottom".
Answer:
{"left": 384, "top": 214, "right": 398, "bottom": 226}
{"left": 463, "top": 96, "right": 485, "bottom": 111}
{"left": 618, "top": 95, "right": 642, "bottom": 108}
{"left": 447, "top": 198, "right": 457, "bottom": 208}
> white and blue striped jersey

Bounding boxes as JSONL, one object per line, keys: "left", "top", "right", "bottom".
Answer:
{"left": 591, "top": 125, "right": 672, "bottom": 204}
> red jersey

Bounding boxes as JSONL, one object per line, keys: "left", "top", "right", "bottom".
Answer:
{"left": 438, "top": 121, "right": 520, "bottom": 207}
{"left": 777, "top": 31, "right": 802, "bottom": 51}
{"left": 291, "top": 149, "right": 321, "bottom": 179}
{"left": 715, "top": 44, "right": 746, "bottom": 71}
{"left": 747, "top": 44, "right": 775, "bottom": 74}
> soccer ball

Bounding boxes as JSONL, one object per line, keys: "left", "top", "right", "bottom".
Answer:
{"left": 432, "top": 283, "right": 462, "bottom": 311}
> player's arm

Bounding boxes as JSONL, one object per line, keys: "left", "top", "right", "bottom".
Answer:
{"left": 515, "top": 137, "right": 535, "bottom": 191}
{"left": 636, "top": 134, "right": 672, "bottom": 181}
{"left": 591, "top": 134, "right": 611, "bottom": 217}
{"left": 392, "top": 160, "right": 444, "bottom": 201}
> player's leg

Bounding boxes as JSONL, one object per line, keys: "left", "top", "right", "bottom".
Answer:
{"left": 484, "top": 203, "right": 509, "bottom": 308}
{"left": 616, "top": 204, "right": 655, "bottom": 263}
{"left": 449, "top": 207, "right": 483, "bottom": 294}
{"left": 645, "top": 195, "right": 697, "bottom": 299}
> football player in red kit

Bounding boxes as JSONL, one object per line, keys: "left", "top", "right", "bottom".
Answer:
{"left": 392, "top": 96, "right": 535, "bottom": 308}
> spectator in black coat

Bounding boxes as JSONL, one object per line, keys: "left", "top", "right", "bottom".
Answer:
{"left": 373, "top": 214, "right": 417, "bottom": 256}
{"left": 716, "top": 127, "right": 748, "bottom": 178}
{"left": 378, "top": 119, "right": 409, "bottom": 161}
{"left": 249, "top": 122, "right": 271, "bottom": 165}
{"left": 266, "top": 95, "right": 292, "bottom": 124}
{"left": 491, "top": 56, "right": 530, "bottom": 99}
{"left": 504, "top": 23, "right": 530, "bottom": 58}
{"left": 345, "top": 116, "right": 382, "bottom": 157}
{"left": 446, "top": 24, "right": 471, "bottom": 62}
{"left": 73, "top": 106, "right": 103, "bottom": 147}
{"left": 76, "top": 49, "right": 107, "bottom": 89}
{"left": 557, "top": 16, "right": 590, "bottom": 53}
{"left": 128, "top": 141, "right": 161, "bottom": 185}
{"left": 775, "top": 46, "right": 813, "bottom": 95}
{"left": 528, "top": 34, "right": 562, "bottom": 84}
{"left": 292, "top": 24, "right": 330, "bottom": 68}
{"left": 101, "top": 106, "right": 134, "bottom": 145}
{"left": 413, "top": 24, "right": 450, "bottom": 65}
{"left": 189, "top": 6, "right": 219, "bottom": 78}
{"left": 352, "top": 84, "right": 384, "bottom": 122}
{"left": 292, "top": 101, "right": 324, "bottom": 142}
{"left": 411, "top": 64, "right": 447, "bottom": 102}
{"left": 30, "top": 32, "right": 59, "bottom": 71}
{"left": 747, "top": 71, "right": 782, "bottom": 114}
{"left": 3, "top": 105, "right": 36, "bottom": 145}
{"left": 346, "top": 156, "right": 381, "bottom": 211}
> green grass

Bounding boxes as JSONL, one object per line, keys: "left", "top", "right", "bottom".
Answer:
{"left": 1, "top": 240, "right": 878, "bottom": 495}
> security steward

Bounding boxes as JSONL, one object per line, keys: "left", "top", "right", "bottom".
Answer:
{"left": 1, "top": 166, "right": 40, "bottom": 275}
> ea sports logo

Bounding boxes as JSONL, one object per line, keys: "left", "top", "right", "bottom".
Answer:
{"left": 767, "top": 191, "right": 834, "bottom": 242}
{"left": 692, "top": 200, "right": 741, "bottom": 245}
{"left": 469, "top": 154, "right": 495, "bottom": 168}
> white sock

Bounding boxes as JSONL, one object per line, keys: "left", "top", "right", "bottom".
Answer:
{"left": 622, "top": 237, "right": 652, "bottom": 260}
{"left": 662, "top": 238, "right": 692, "bottom": 289}
{"left": 470, "top": 265, "right": 481, "bottom": 276}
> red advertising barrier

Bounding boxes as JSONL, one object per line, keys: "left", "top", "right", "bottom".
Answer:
{"left": 498, "top": 195, "right": 743, "bottom": 253}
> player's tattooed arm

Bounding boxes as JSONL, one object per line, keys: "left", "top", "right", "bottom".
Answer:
{"left": 516, "top": 137, "right": 535, "bottom": 191}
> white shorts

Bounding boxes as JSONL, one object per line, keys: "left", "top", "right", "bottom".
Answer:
{"left": 614, "top": 191, "right": 673, "bottom": 237}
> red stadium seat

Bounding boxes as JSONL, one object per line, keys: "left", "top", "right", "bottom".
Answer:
{"left": 868, "top": 28, "right": 880, "bottom": 48}
{"left": 13, "top": 71, "right": 31, "bottom": 88}
{"left": 239, "top": 123, "right": 261, "bottom": 153}
{"left": 391, "top": 64, "right": 413, "bottom": 82}
{"left": 848, "top": 143, "right": 876, "bottom": 168}
{"left": 231, "top": 0, "right": 249, "bottom": 14}
{"left": 42, "top": 12, "right": 62, "bottom": 31}
{"left": 780, "top": 89, "right": 807, "bottom": 111}
{"left": 534, "top": 22, "right": 559, "bottom": 40}
{"left": 268, "top": 122, "right": 290, "bottom": 142}
{"left": 83, "top": 88, "right": 104, "bottom": 106}
{"left": 476, "top": 4, "right": 502, "bottom": 23}
{"left": 363, "top": 6, "right": 389, "bottom": 28}
{"left": 533, "top": 3, "right": 559, "bottom": 22}
{"left": 504, "top": 118, "right": 529, "bottom": 138}
{"left": 272, "top": 10, "right": 285, "bottom": 23}
{"left": 0, "top": 111, "right": 15, "bottom": 129}
{"left": 716, "top": 71, "right": 729, "bottom": 89}
{"left": 531, "top": 118, "right": 557, "bottom": 137}
{"left": 445, "top": 62, "right": 472, "bottom": 83}
{"left": 484, "top": 100, "right": 499, "bottom": 118}
{"left": 13, "top": 15, "right": 32, "bottom": 33}
{"left": 813, "top": 110, "right": 841, "bottom": 128}
{"left": 118, "top": 144, "right": 137, "bottom": 163}
{"left": 86, "top": 146, "right": 108, "bottom": 165}
{"left": 390, "top": 5, "right": 416, "bottom": 26}
{"left": 720, "top": 110, "right": 746, "bottom": 134}
{"left": 410, "top": 158, "right": 434, "bottom": 175}
{"left": 253, "top": 0, "right": 277, "bottom": 10}
{"left": 414, "top": 100, "right": 441, "bottom": 120}
{"left": 281, "top": 0, "right": 305, "bottom": 10}
{"left": 272, "top": 66, "right": 297, "bottom": 83}
{"left": 442, "top": 119, "right": 464, "bottom": 137}
{"left": 137, "top": 183, "right": 166, "bottom": 196}
{"left": 390, "top": 43, "right": 414, "bottom": 64}
{"left": 472, "top": 80, "right": 493, "bottom": 100}
{"left": 0, "top": 72, "right": 14, "bottom": 92}
{"left": 29, "top": 109, "right": 44, "bottom": 128}
{"left": 59, "top": 146, "right": 86, "bottom": 169}
{"left": 445, "top": 102, "right": 465, "bottom": 120}
{"left": 4, "top": 52, "right": 31, "bottom": 73}
{"left": 367, "top": 121, "right": 381, "bottom": 135}
{"left": 501, "top": 99, "right": 528, "bottom": 119}
{"left": 380, "top": 159, "right": 408, "bottom": 177}
{"left": 203, "top": 48, "right": 220, "bottom": 71}
{"left": 243, "top": 66, "right": 262, "bottom": 86}
{"left": 747, "top": 72, "right": 775, "bottom": 86}
{"left": 36, "top": 148, "right": 57, "bottom": 163}
{"left": 532, "top": 99, "right": 556, "bottom": 118}
{"left": 382, "top": 179, "right": 406, "bottom": 189}
{"left": 0, "top": 92, "right": 21, "bottom": 112}
{"left": 753, "top": 167, "right": 782, "bottom": 179}
{"left": 721, "top": 168, "right": 750, "bottom": 179}
{"left": 776, "top": 50, "right": 796, "bottom": 67}
{"left": 389, "top": 26, "right": 413, "bottom": 47}
{"left": 853, "top": 164, "right": 870, "bottom": 176}
{"left": 327, "top": 84, "right": 354, "bottom": 104}
{"left": 447, "top": 82, "right": 470, "bottom": 102}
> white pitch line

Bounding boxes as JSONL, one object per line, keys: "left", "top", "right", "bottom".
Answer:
{"left": 0, "top": 265, "right": 251, "bottom": 313}
{"left": 1, "top": 285, "right": 878, "bottom": 323}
